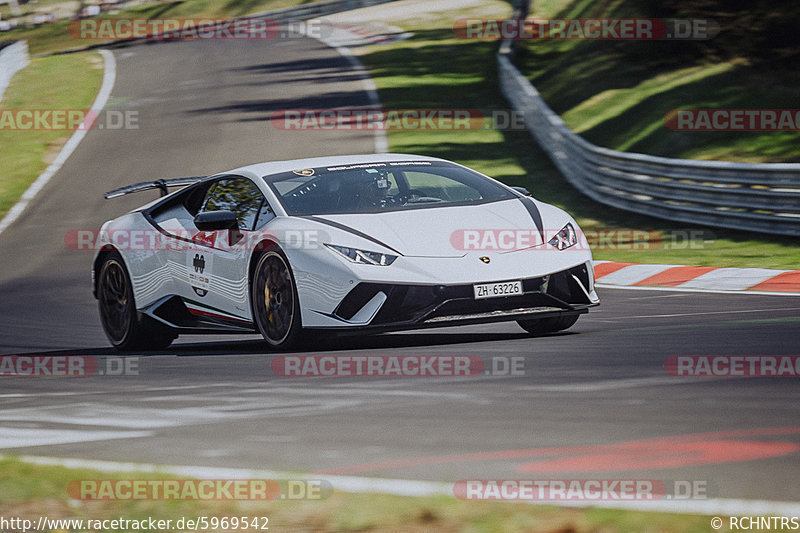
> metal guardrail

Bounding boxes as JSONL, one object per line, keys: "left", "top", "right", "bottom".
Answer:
{"left": 0, "top": 40, "right": 28, "bottom": 102}
{"left": 498, "top": 48, "right": 800, "bottom": 237}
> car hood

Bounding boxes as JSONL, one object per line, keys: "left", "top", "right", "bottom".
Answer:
{"left": 311, "top": 198, "right": 553, "bottom": 258}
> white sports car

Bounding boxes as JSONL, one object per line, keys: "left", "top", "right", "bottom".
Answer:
{"left": 93, "top": 154, "right": 599, "bottom": 350}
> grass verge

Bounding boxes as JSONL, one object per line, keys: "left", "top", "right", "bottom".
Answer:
{"left": 0, "top": 51, "right": 104, "bottom": 219}
{"left": 351, "top": 0, "right": 800, "bottom": 269}
{"left": 1, "top": 0, "right": 328, "bottom": 56}
{"left": 520, "top": 0, "right": 800, "bottom": 164}
{"left": 0, "top": 457, "right": 717, "bottom": 533}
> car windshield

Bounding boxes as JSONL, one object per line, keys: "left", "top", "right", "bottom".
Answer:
{"left": 263, "top": 161, "right": 516, "bottom": 216}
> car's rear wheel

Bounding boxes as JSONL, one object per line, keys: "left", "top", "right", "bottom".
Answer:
{"left": 252, "top": 249, "right": 301, "bottom": 350}
{"left": 97, "top": 252, "right": 175, "bottom": 351}
{"left": 517, "top": 314, "right": 579, "bottom": 336}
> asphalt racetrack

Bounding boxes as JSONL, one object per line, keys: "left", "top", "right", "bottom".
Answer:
{"left": 1, "top": 36, "right": 799, "bottom": 508}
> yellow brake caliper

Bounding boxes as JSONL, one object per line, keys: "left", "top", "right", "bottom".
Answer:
{"left": 264, "top": 282, "right": 273, "bottom": 324}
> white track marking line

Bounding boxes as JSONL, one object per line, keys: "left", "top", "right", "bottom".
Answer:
{"left": 0, "top": 50, "right": 117, "bottom": 236}
{"left": 256, "top": 386, "right": 480, "bottom": 401}
{"left": 0, "top": 398, "right": 366, "bottom": 428}
{"left": 296, "top": 25, "right": 388, "bottom": 154}
{"left": 0, "top": 383, "right": 246, "bottom": 399}
{"left": 11, "top": 455, "right": 800, "bottom": 517}
{"left": 599, "top": 307, "right": 800, "bottom": 320}
{"left": 331, "top": 46, "right": 388, "bottom": 153}
{"left": 515, "top": 376, "right": 721, "bottom": 392}
{"left": 0, "top": 429, "right": 151, "bottom": 448}
{"left": 596, "top": 283, "right": 800, "bottom": 297}
{"left": 616, "top": 293, "right": 691, "bottom": 301}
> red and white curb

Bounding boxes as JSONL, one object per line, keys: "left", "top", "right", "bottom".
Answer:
{"left": 594, "top": 261, "right": 800, "bottom": 295}
{"left": 314, "top": 21, "right": 413, "bottom": 47}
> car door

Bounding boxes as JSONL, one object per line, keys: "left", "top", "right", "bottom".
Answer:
{"left": 183, "top": 176, "right": 274, "bottom": 326}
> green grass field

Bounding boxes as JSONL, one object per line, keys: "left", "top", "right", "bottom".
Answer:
{"left": 0, "top": 52, "right": 103, "bottom": 219}
{"left": 520, "top": 1, "right": 800, "bottom": 164}
{"left": 0, "top": 457, "right": 719, "bottom": 533}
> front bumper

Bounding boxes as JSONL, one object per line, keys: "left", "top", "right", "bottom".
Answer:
{"left": 311, "top": 262, "right": 598, "bottom": 332}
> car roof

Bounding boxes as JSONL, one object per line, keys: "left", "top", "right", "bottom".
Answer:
{"left": 221, "top": 153, "right": 447, "bottom": 179}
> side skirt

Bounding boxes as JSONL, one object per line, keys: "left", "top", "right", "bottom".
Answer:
{"left": 141, "top": 295, "right": 257, "bottom": 334}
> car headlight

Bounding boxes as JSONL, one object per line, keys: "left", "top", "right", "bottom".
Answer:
{"left": 325, "top": 244, "right": 397, "bottom": 266}
{"left": 548, "top": 223, "right": 577, "bottom": 250}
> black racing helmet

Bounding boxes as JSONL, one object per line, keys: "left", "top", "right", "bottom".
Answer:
{"left": 353, "top": 168, "right": 390, "bottom": 190}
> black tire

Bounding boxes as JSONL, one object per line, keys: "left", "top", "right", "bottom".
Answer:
{"left": 251, "top": 249, "right": 302, "bottom": 350}
{"left": 517, "top": 314, "right": 579, "bottom": 336}
{"left": 97, "top": 252, "right": 176, "bottom": 351}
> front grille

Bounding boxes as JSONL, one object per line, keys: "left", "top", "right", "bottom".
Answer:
{"left": 334, "top": 276, "right": 548, "bottom": 325}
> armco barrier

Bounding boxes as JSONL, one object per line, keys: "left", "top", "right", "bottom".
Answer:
{"left": 498, "top": 45, "right": 800, "bottom": 237}
{"left": 0, "top": 40, "right": 29, "bottom": 102}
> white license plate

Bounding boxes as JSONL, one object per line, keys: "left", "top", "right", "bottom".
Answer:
{"left": 473, "top": 280, "right": 523, "bottom": 300}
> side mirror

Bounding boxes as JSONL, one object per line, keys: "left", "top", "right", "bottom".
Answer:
{"left": 194, "top": 210, "right": 239, "bottom": 231}
{"left": 510, "top": 186, "right": 532, "bottom": 197}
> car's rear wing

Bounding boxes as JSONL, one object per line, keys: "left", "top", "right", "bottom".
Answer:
{"left": 103, "top": 176, "right": 207, "bottom": 199}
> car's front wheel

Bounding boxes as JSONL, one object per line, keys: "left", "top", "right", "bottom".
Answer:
{"left": 517, "top": 314, "right": 579, "bottom": 336}
{"left": 97, "top": 252, "right": 176, "bottom": 351}
{"left": 251, "top": 249, "right": 302, "bottom": 350}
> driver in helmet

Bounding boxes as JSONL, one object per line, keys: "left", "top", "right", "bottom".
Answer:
{"left": 354, "top": 170, "right": 392, "bottom": 209}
